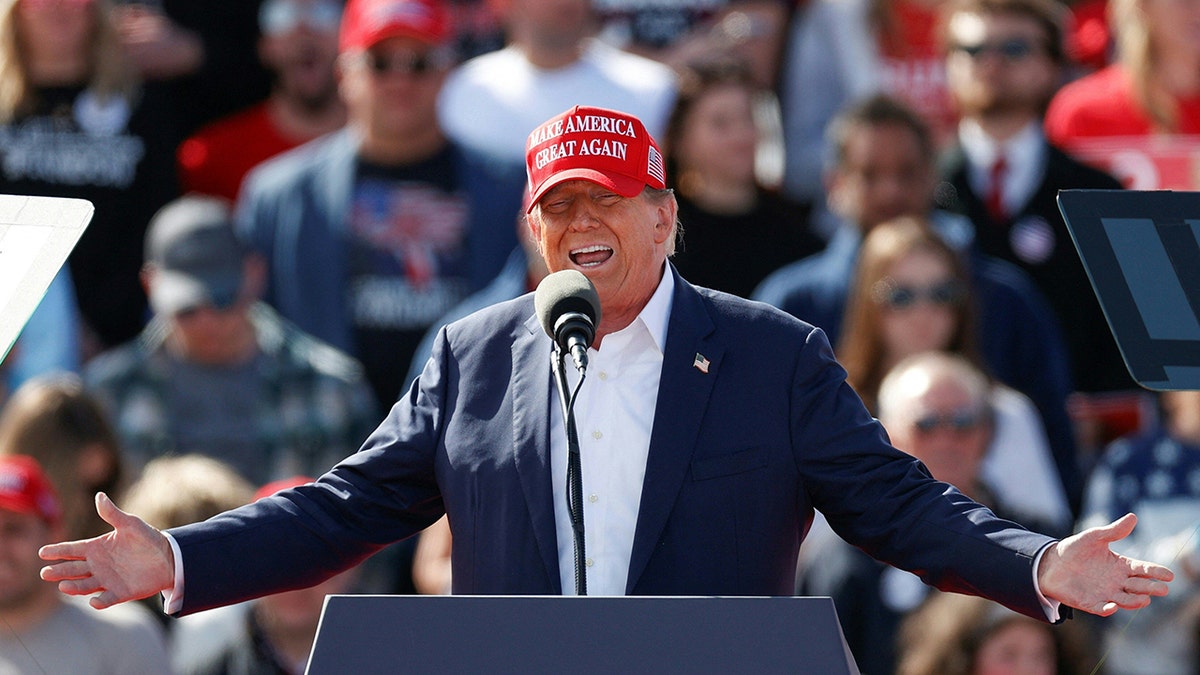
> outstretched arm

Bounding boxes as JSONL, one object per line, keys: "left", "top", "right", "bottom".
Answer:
{"left": 1038, "top": 513, "right": 1174, "bottom": 616}
{"left": 38, "top": 492, "right": 175, "bottom": 610}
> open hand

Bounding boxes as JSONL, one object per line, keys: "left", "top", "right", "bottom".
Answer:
{"left": 39, "top": 492, "right": 175, "bottom": 610}
{"left": 1038, "top": 513, "right": 1174, "bottom": 616}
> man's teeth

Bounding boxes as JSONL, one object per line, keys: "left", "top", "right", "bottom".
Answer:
{"left": 570, "top": 245, "right": 613, "bottom": 267}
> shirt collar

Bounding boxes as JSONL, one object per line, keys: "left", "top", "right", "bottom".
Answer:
{"left": 958, "top": 119, "right": 1044, "bottom": 167}
{"left": 634, "top": 262, "right": 674, "bottom": 355}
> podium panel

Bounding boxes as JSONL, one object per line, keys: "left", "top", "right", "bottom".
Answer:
{"left": 307, "top": 595, "right": 859, "bottom": 674}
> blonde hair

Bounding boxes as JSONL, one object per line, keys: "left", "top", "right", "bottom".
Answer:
{"left": 121, "top": 454, "right": 255, "bottom": 530}
{"left": 0, "top": 373, "right": 126, "bottom": 539}
{"left": 1109, "top": 0, "right": 1176, "bottom": 131}
{"left": 0, "top": 0, "right": 137, "bottom": 123}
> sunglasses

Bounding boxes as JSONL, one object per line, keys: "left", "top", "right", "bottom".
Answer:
{"left": 912, "top": 409, "right": 989, "bottom": 434}
{"left": 359, "top": 48, "right": 454, "bottom": 77}
{"left": 259, "top": 0, "right": 341, "bottom": 36}
{"left": 872, "top": 279, "right": 965, "bottom": 310}
{"left": 952, "top": 38, "right": 1042, "bottom": 62}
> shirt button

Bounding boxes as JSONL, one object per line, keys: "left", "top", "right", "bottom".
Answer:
{"left": 585, "top": 558, "right": 594, "bottom": 568}
{"left": 598, "top": 371, "right": 608, "bottom": 381}
{"left": 588, "top": 494, "right": 598, "bottom": 503}
{"left": 592, "top": 430, "right": 603, "bottom": 440}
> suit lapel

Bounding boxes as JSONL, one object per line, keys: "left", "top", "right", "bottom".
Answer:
{"left": 626, "top": 269, "right": 722, "bottom": 592}
{"left": 511, "top": 313, "right": 562, "bottom": 593}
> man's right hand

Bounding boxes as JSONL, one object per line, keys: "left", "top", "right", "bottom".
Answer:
{"left": 39, "top": 492, "right": 175, "bottom": 610}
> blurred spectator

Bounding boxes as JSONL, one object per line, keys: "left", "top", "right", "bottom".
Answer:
{"left": 878, "top": 350, "right": 1070, "bottom": 531}
{"left": 176, "top": 0, "right": 347, "bottom": 202}
{"left": 236, "top": 0, "right": 525, "bottom": 410}
{"left": 437, "top": 0, "right": 677, "bottom": 166}
{"left": 1077, "top": 390, "right": 1200, "bottom": 675}
{"left": 664, "top": 59, "right": 824, "bottom": 298}
{"left": 753, "top": 95, "right": 1082, "bottom": 514}
{"left": 84, "top": 196, "right": 379, "bottom": 485}
{"left": 112, "top": 0, "right": 273, "bottom": 138}
{"left": 778, "top": 0, "right": 957, "bottom": 217}
{"left": 840, "top": 219, "right": 1071, "bottom": 530}
{"left": 0, "top": 454, "right": 172, "bottom": 673}
{"left": 0, "top": 0, "right": 180, "bottom": 351}
{"left": 173, "top": 476, "right": 361, "bottom": 675}
{"left": 802, "top": 350, "right": 1065, "bottom": 674}
{"left": 895, "top": 591, "right": 1093, "bottom": 675}
{"left": 0, "top": 374, "right": 127, "bottom": 541}
{"left": 4, "top": 270, "right": 81, "bottom": 395}
{"left": 1044, "top": 0, "right": 1200, "bottom": 189}
{"left": 935, "top": 0, "right": 1131, "bottom": 396}
{"left": 592, "top": 0, "right": 791, "bottom": 89}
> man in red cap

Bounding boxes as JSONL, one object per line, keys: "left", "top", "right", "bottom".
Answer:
{"left": 45, "top": 105, "right": 1174, "bottom": 639}
{"left": 0, "top": 455, "right": 170, "bottom": 673}
{"left": 234, "top": 0, "right": 525, "bottom": 412}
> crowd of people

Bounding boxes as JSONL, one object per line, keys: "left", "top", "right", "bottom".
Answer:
{"left": 1, "top": 0, "right": 1197, "bottom": 672}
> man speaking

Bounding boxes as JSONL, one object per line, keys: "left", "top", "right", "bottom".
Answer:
{"left": 42, "top": 105, "right": 1170, "bottom": 622}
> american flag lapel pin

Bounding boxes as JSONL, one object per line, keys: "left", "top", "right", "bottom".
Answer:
{"left": 693, "top": 353, "right": 710, "bottom": 374}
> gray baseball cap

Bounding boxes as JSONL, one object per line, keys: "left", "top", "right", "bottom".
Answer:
{"left": 144, "top": 196, "right": 246, "bottom": 316}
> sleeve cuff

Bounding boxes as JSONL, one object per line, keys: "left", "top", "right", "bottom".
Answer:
{"left": 160, "top": 530, "right": 185, "bottom": 615}
{"left": 1032, "top": 541, "right": 1063, "bottom": 622}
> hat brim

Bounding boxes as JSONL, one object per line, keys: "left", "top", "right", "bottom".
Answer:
{"left": 349, "top": 24, "right": 445, "bottom": 51}
{"left": 526, "top": 169, "right": 646, "bottom": 213}
{"left": 150, "top": 269, "right": 243, "bottom": 316}
{"left": 0, "top": 494, "right": 50, "bottom": 524}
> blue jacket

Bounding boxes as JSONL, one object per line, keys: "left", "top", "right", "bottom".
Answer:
{"left": 170, "top": 266, "right": 1056, "bottom": 621}
{"left": 234, "top": 128, "right": 525, "bottom": 353}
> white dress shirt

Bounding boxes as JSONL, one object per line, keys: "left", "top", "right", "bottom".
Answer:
{"left": 550, "top": 267, "right": 674, "bottom": 595}
{"left": 959, "top": 119, "right": 1047, "bottom": 216}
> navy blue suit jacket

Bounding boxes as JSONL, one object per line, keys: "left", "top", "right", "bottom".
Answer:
{"left": 170, "top": 267, "right": 1055, "bottom": 619}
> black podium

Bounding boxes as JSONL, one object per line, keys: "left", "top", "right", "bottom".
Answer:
{"left": 306, "top": 595, "right": 860, "bottom": 674}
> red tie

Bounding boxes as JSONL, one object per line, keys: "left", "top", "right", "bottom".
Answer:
{"left": 986, "top": 155, "right": 1008, "bottom": 223}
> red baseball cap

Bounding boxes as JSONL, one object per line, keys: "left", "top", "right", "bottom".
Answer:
{"left": 0, "top": 455, "right": 61, "bottom": 526}
{"left": 339, "top": 0, "right": 450, "bottom": 52}
{"left": 525, "top": 105, "right": 668, "bottom": 213}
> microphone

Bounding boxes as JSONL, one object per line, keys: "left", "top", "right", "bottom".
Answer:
{"left": 535, "top": 270, "right": 602, "bottom": 373}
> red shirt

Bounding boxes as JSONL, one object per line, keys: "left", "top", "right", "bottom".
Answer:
{"left": 878, "top": 0, "right": 956, "bottom": 145}
{"left": 1045, "top": 65, "right": 1200, "bottom": 189}
{"left": 1045, "top": 65, "right": 1200, "bottom": 142}
{"left": 176, "top": 102, "right": 300, "bottom": 202}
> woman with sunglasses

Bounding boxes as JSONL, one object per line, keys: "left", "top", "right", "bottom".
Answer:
{"left": 0, "top": 0, "right": 179, "bottom": 354}
{"left": 837, "top": 216, "right": 1072, "bottom": 533}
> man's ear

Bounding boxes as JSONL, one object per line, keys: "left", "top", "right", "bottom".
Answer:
{"left": 653, "top": 195, "right": 678, "bottom": 245}
{"left": 525, "top": 213, "right": 544, "bottom": 255}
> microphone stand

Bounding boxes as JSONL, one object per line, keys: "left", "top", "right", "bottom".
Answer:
{"left": 551, "top": 346, "right": 587, "bottom": 596}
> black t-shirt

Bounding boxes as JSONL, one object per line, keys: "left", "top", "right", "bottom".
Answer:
{"left": 346, "top": 148, "right": 472, "bottom": 409}
{"left": 672, "top": 188, "right": 824, "bottom": 298}
{"left": 0, "top": 83, "right": 180, "bottom": 348}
